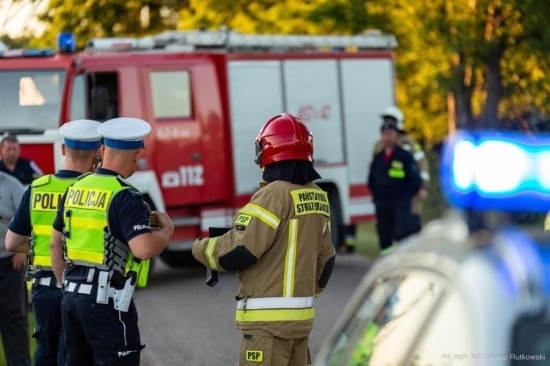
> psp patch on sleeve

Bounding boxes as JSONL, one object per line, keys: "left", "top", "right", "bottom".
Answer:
{"left": 235, "top": 214, "right": 252, "bottom": 227}
{"left": 245, "top": 350, "right": 263, "bottom": 362}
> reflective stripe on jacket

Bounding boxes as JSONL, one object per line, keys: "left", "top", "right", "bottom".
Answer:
{"left": 373, "top": 135, "right": 430, "bottom": 184}
{"left": 30, "top": 174, "right": 78, "bottom": 269}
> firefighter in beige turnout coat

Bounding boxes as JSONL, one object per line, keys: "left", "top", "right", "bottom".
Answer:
{"left": 193, "top": 113, "right": 336, "bottom": 366}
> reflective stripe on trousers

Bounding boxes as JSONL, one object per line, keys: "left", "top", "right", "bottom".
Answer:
{"left": 235, "top": 296, "right": 315, "bottom": 322}
{"left": 237, "top": 296, "right": 314, "bottom": 310}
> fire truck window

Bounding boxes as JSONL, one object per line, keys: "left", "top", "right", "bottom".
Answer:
{"left": 0, "top": 70, "right": 65, "bottom": 131}
{"left": 88, "top": 73, "right": 119, "bottom": 121}
{"left": 70, "top": 74, "right": 86, "bottom": 121}
{"left": 150, "top": 71, "right": 192, "bottom": 119}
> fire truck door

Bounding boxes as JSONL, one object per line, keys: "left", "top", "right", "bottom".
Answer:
{"left": 146, "top": 66, "right": 225, "bottom": 207}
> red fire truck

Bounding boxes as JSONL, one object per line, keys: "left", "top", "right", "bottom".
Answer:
{"left": 0, "top": 29, "right": 397, "bottom": 266}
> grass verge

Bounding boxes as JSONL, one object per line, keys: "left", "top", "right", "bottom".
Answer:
{"left": 352, "top": 221, "right": 380, "bottom": 259}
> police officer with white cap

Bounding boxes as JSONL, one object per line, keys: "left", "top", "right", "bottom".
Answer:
{"left": 50, "top": 117, "right": 174, "bottom": 366}
{"left": 6, "top": 119, "right": 102, "bottom": 366}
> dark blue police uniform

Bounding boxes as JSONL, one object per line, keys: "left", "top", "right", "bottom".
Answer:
{"left": 0, "top": 157, "right": 42, "bottom": 185}
{"left": 368, "top": 145, "right": 421, "bottom": 250}
{"left": 53, "top": 168, "right": 151, "bottom": 366}
{"left": 9, "top": 170, "right": 80, "bottom": 366}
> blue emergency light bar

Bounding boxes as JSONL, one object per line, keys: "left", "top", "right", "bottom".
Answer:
{"left": 57, "top": 32, "right": 76, "bottom": 53}
{"left": 0, "top": 49, "right": 54, "bottom": 58}
{"left": 441, "top": 130, "right": 550, "bottom": 212}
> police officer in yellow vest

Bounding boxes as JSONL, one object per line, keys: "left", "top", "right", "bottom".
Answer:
{"left": 6, "top": 119, "right": 102, "bottom": 366}
{"left": 50, "top": 117, "right": 174, "bottom": 366}
{"left": 193, "top": 114, "right": 336, "bottom": 366}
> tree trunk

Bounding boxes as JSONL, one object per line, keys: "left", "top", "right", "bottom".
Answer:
{"left": 482, "top": 49, "right": 503, "bottom": 129}
{"left": 452, "top": 52, "right": 474, "bottom": 130}
{"left": 447, "top": 92, "right": 456, "bottom": 134}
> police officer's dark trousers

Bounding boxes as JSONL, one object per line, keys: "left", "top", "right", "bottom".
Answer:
{"left": 31, "top": 276, "right": 65, "bottom": 366}
{"left": 62, "top": 283, "right": 143, "bottom": 366}
{"left": 0, "top": 256, "right": 30, "bottom": 366}
{"left": 375, "top": 200, "right": 414, "bottom": 250}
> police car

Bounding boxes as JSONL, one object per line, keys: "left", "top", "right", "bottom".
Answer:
{"left": 315, "top": 131, "right": 550, "bottom": 365}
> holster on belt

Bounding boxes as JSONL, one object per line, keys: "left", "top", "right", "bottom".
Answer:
{"left": 113, "top": 271, "right": 137, "bottom": 312}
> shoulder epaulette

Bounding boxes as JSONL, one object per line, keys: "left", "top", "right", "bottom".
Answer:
{"left": 76, "top": 172, "right": 93, "bottom": 181}
{"left": 116, "top": 175, "right": 134, "bottom": 188}
{"left": 31, "top": 174, "right": 52, "bottom": 188}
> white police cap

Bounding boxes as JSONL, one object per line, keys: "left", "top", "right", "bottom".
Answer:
{"left": 98, "top": 117, "right": 151, "bottom": 150}
{"left": 58, "top": 119, "right": 102, "bottom": 150}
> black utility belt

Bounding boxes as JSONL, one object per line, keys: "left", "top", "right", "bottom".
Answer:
{"left": 64, "top": 270, "right": 138, "bottom": 312}
{"left": 66, "top": 266, "right": 127, "bottom": 289}
{"left": 32, "top": 277, "right": 61, "bottom": 288}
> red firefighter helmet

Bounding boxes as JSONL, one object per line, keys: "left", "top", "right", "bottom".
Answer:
{"left": 254, "top": 113, "right": 314, "bottom": 168}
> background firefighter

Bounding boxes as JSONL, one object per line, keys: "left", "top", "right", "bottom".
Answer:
{"left": 368, "top": 122, "right": 422, "bottom": 254}
{"left": 373, "top": 106, "right": 429, "bottom": 233}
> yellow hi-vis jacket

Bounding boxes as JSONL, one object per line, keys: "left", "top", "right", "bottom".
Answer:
{"left": 193, "top": 180, "right": 336, "bottom": 339}
{"left": 30, "top": 174, "right": 78, "bottom": 270}
{"left": 63, "top": 174, "right": 150, "bottom": 287}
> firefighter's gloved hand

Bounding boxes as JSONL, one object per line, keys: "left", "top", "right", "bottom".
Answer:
{"left": 191, "top": 237, "right": 210, "bottom": 267}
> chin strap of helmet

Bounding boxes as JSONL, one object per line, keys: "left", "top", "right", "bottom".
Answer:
{"left": 254, "top": 141, "right": 264, "bottom": 165}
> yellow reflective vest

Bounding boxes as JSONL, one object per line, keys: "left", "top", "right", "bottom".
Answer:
{"left": 30, "top": 174, "right": 78, "bottom": 270}
{"left": 63, "top": 174, "right": 150, "bottom": 287}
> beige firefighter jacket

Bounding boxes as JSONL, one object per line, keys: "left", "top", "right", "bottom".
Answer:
{"left": 192, "top": 180, "right": 335, "bottom": 339}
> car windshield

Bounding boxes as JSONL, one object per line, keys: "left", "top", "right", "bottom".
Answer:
{"left": 0, "top": 70, "right": 66, "bottom": 133}
{"left": 324, "top": 271, "right": 447, "bottom": 366}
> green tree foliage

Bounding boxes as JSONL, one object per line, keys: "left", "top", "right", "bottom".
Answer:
{"left": 33, "top": 0, "right": 186, "bottom": 49}
{"left": 179, "top": 0, "right": 324, "bottom": 34}
{"left": 0, "top": 34, "right": 32, "bottom": 48}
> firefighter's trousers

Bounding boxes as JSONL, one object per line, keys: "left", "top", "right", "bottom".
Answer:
{"left": 239, "top": 329, "right": 310, "bottom": 366}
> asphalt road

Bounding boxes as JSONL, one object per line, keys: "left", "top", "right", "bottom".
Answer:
{"left": 136, "top": 253, "right": 372, "bottom": 366}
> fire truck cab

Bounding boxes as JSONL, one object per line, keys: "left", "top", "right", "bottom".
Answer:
{"left": 0, "top": 30, "right": 397, "bottom": 266}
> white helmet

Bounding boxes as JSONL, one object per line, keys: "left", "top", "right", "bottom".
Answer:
{"left": 381, "top": 106, "right": 404, "bottom": 131}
